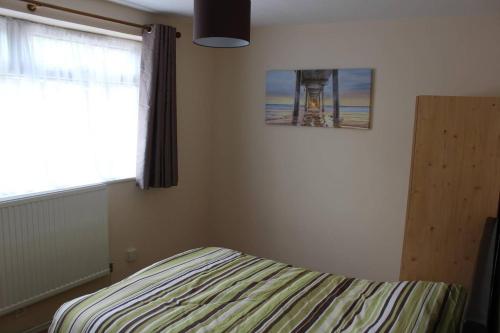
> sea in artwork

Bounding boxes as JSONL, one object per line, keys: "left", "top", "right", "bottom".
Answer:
{"left": 265, "top": 105, "right": 370, "bottom": 129}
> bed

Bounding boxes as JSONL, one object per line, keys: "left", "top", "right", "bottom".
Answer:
{"left": 49, "top": 247, "right": 466, "bottom": 333}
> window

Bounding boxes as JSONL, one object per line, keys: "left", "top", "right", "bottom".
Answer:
{"left": 0, "top": 16, "right": 141, "bottom": 199}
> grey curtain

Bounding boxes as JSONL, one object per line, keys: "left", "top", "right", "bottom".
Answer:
{"left": 136, "top": 24, "right": 178, "bottom": 189}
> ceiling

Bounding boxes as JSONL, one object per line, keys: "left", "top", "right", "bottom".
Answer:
{"left": 109, "top": 0, "right": 500, "bottom": 26}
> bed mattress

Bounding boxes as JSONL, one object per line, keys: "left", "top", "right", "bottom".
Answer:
{"left": 50, "top": 247, "right": 466, "bottom": 332}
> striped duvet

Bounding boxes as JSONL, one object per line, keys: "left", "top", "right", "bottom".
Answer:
{"left": 50, "top": 247, "right": 466, "bottom": 333}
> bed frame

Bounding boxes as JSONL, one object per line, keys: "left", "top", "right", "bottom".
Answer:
{"left": 489, "top": 196, "right": 500, "bottom": 333}
{"left": 463, "top": 195, "right": 500, "bottom": 333}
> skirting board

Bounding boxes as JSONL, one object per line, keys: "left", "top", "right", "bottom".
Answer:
{"left": 0, "top": 270, "right": 110, "bottom": 316}
{"left": 22, "top": 320, "right": 51, "bottom": 333}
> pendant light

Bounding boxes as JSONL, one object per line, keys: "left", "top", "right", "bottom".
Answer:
{"left": 193, "top": 0, "right": 251, "bottom": 48}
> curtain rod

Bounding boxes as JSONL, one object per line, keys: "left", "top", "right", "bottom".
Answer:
{"left": 19, "top": 0, "right": 182, "bottom": 38}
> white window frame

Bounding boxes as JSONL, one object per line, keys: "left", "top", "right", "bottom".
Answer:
{"left": 0, "top": 8, "right": 142, "bottom": 203}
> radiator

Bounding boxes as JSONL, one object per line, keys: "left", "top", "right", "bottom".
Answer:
{"left": 0, "top": 185, "right": 110, "bottom": 315}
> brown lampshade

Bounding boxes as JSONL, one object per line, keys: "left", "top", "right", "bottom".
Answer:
{"left": 193, "top": 0, "right": 251, "bottom": 48}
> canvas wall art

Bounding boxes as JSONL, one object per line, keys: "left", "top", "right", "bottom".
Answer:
{"left": 265, "top": 69, "right": 373, "bottom": 129}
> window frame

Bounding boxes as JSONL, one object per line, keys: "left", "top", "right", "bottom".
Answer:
{"left": 0, "top": 11, "right": 142, "bottom": 202}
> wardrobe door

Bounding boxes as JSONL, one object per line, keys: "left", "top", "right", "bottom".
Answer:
{"left": 400, "top": 96, "right": 500, "bottom": 289}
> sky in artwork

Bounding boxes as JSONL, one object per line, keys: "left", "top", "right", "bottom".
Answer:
{"left": 266, "top": 69, "right": 372, "bottom": 107}
{"left": 265, "top": 70, "right": 296, "bottom": 105}
{"left": 338, "top": 68, "right": 372, "bottom": 107}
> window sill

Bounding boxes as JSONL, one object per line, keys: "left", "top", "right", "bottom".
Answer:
{"left": 0, "top": 178, "right": 136, "bottom": 206}
{"left": 105, "top": 177, "right": 136, "bottom": 185}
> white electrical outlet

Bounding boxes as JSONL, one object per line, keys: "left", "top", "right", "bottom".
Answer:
{"left": 126, "top": 248, "right": 137, "bottom": 263}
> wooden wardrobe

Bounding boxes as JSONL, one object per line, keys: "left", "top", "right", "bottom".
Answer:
{"left": 400, "top": 96, "right": 500, "bottom": 289}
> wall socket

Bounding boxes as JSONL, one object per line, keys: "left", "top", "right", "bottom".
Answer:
{"left": 126, "top": 248, "right": 137, "bottom": 263}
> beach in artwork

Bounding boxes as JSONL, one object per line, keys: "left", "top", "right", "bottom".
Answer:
{"left": 265, "top": 68, "right": 373, "bottom": 129}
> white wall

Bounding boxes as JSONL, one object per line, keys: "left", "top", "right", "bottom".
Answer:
{"left": 208, "top": 14, "right": 500, "bottom": 282}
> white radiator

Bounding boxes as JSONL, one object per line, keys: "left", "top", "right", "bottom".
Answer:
{"left": 0, "top": 185, "right": 110, "bottom": 315}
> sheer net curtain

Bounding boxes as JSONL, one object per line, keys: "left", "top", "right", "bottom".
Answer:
{"left": 0, "top": 16, "right": 141, "bottom": 198}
